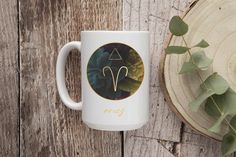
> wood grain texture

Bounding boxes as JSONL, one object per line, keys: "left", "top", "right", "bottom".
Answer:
{"left": 123, "top": 0, "right": 192, "bottom": 142}
{"left": 19, "top": 0, "right": 122, "bottom": 156}
{"left": 161, "top": 0, "right": 236, "bottom": 140}
{"left": 124, "top": 136, "right": 175, "bottom": 157}
{"left": 0, "top": 1, "right": 19, "bottom": 157}
{"left": 123, "top": 0, "right": 235, "bottom": 157}
{"left": 175, "top": 126, "right": 235, "bottom": 157}
{"left": 0, "top": 0, "right": 234, "bottom": 157}
{"left": 158, "top": 0, "right": 236, "bottom": 157}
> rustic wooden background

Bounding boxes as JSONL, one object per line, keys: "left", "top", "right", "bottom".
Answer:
{"left": 0, "top": 0, "right": 235, "bottom": 156}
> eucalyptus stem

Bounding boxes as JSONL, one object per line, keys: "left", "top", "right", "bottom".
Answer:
{"left": 181, "top": 36, "right": 236, "bottom": 134}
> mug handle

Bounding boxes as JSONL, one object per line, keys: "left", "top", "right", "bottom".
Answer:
{"left": 56, "top": 41, "right": 82, "bottom": 110}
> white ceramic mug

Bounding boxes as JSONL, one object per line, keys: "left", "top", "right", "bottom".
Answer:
{"left": 56, "top": 31, "right": 150, "bottom": 131}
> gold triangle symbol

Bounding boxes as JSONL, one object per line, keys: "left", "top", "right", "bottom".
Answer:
{"left": 108, "top": 48, "right": 123, "bottom": 60}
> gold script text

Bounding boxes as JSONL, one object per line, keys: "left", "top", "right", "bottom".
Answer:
{"left": 103, "top": 108, "right": 125, "bottom": 117}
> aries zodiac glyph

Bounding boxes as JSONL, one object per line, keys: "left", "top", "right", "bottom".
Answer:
{"left": 102, "top": 48, "right": 129, "bottom": 92}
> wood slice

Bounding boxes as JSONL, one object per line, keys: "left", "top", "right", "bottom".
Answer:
{"left": 160, "top": 0, "right": 236, "bottom": 140}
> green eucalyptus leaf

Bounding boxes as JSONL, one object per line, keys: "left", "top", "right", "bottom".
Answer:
{"left": 230, "top": 115, "right": 236, "bottom": 132}
{"left": 179, "top": 62, "right": 198, "bottom": 74}
{"left": 194, "top": 40, "right": 210, "bottom": 48}
{"left": 118, "top": 77, "right": 141, "bottom": 94}
{"left": 201, "top": 73, "right": 229, "bottom": 95}
{"left": 189, "top": 73, "right": 229, "bottom": 112}
{"left": 169, "top": 16, "right": 188, "bottom": 36}
{"left": 206, "top": 89, "right": 236, "bottom": 133}
{"left": 179, "top": 51, "right": 212, "bottom": 74}
{"left": 192, "top": 51, "right": 212, "bottom": 70}
{"left": 190, "top": 90, "right": 214, "bottom": 112}
{"left": 204, "top": 98, "right": 221, "bottom": 118}
{"left": 222, "top": 133, "right": 236, "bottom": 156}
{"left": 165, "top": 46, "right": 189, "bottom": 54}
{"left": 209, "top": 115, "right": 226, "bottom": 133}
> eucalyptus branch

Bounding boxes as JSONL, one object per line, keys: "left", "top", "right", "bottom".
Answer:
{"left": 181, "top": 36, "right": 236, "bottom": 135}
{"left": 167, "top": 15, "right": 236, "bottom": 156}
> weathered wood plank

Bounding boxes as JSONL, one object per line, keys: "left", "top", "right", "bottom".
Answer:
{"left": 124, "top": 136, "right": 175, "bottom": 157}
{"left": 123, "top": 0, "right": 192, "bottom": 142}
{"left": 0, "top": 0, "right": 19, "bottom": 156}
{"left": 19, "top": 0, "right": 122, "bottom": 156}
{"left": 176, "top": 126, "right": 234, "bottom": 157}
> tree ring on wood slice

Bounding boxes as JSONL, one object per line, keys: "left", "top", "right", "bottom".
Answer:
{"left": 160, "top": 0, "right": 236, "bottom": 141}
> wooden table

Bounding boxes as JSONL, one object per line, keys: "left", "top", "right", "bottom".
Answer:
{"left": 0, "top": 0, "right": 235, "bottom": 156}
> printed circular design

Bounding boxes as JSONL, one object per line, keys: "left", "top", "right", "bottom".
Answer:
{"left": 87, "top": 43, "right": 144, "bottom": 100}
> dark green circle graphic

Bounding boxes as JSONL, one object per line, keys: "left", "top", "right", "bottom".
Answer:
{"left": 87, "top": 43, "right": 144, "bottom": 100}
